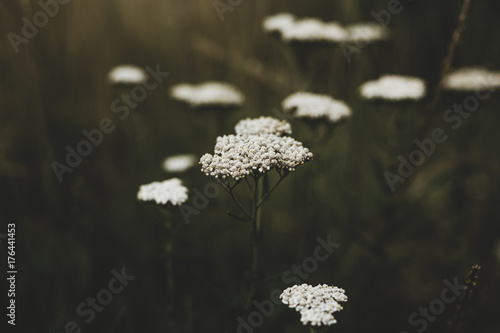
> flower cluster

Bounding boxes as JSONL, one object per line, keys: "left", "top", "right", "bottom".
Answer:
{"left": 359, "top": 75, "right": 426, "bottom": 101}
{"left": 162, "top": 154, "right": 197, "bottom": 173}
{"left": 280, "top": 284, "right": 348, "bottom": 326}
{"left": 280, "top": 19, "right": 347, "bottom": 43}
{"left": 200, "top": 134, "right": 312, "bottom": 180}
{"left": 107, "top": 64, "right": 147, "bottom": 85}
{"left": 282, "top": 92, "right": 352, "bottom": 123}
{"left": 169, "top": 81, "right": 245, "bottom": 108}
{"left": 262, "top": 12, "right": 296, "bottom": 34}
{"left": 235, "top": 116, "right": 292, "bottom": 136}
{"left": 263, "top": 13, "right": 389, "bottom": 43}
{"left": 346, "top": 22, "right": 390, "bottom": 43}
{"left": 137, "top": 178, "right": 188, "bottom": 206}
{"left": 442, "top": 67, "right": 500, "bottom": 92}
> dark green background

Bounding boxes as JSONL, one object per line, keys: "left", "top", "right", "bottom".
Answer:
{"left": 1, "top": 0, "right": 500, "bottom": 332}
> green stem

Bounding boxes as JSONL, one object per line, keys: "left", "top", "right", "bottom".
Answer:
{"left": 163, "top": 208, "right": 175, "bottom": 330}
{"left": 216, "top": 178, "right": 253, "bottom": 219}
{"left": 229, "top": 188, "right": 253, "bottom": 219}
{"left": 308, "top": 326, "right": 318, "bottom": 333}
{"left": 247, "top": 174, "right": 263, "bottom": 308}
{"left": 256, "top": 170, "right": 288, "bottom": 207}
{"left": 252, "top": 175, "right": 263, "bottom": 272}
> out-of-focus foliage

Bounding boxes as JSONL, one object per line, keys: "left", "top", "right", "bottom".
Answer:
{"left": 1, "top": 0, "right": 500, "bottom": 332}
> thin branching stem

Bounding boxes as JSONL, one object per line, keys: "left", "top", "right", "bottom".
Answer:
{"left": 214, "top": 177, "right": 252, "bottom": 219}
{"left": 257, "top": 170, "right": 289, "bottom": 207}
{"left": 213, "top": 177, "right": 232, "bottom": 194}
{"left": 244, "top": 176, "right": 254, "bottom": 193}
{"left": 229, "top": 188, "right": 253, "bottom": 219}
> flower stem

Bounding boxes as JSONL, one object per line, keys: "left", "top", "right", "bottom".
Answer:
{"left": 247, "top": 174, "right": 264, "bottom": 308}
{"left": 163, "top": 208, "right": 175, "bottom": 330}
{"left": 308, "top": 326, "right": 318, "bottom": 333}
{"left": 252, "top": 175, "right": 263, "bottom": 272}
{"left": 256, "top": 170, "right": 288, "bottom": 207}
{"left": 230, "top": 188, "right": 253, "bottom": 220}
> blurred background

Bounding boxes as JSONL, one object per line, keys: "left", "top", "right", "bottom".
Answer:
{"left": 1, "top": 0, "right": 500, "bottom": 332}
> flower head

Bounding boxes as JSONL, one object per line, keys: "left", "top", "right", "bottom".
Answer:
{"left": 235, "top": 116, "right": 292, "bottom": 136}
{"left": 280, "top": 18, "right": 348, "bottom": 43}
{"left": 359, "top": 75, "right": 426, "bottom": 101}
{"left": 282, "top": 92, "right": 352, "bottom": 123}
{"left": 162, "top": 154, "right": 197, "bottom": 173}
{"left": 200, "top": 134, "right": 312, "bottom": 180}
{"left": 345, "top": 22, "right": 390, "bottom": 43}
{"left": 169, "top": 81, "right": 245, "bottom": 108}
{"left": 442, "top": 67, "right": 500, "bottom": 92}
{"left": 107, "top": 65, "right": 147, "bottom": 86}
{"left": 262, "top": 12, "right": 296, "bottom": 34}
{"left": 263, "top": 13, "right": 390, "bottom": 44}
{"left": 280, "top": 284, "right": 348, "bottom": 326}
{"left": 137, "top": 178, "right": 188, "bottom": 206}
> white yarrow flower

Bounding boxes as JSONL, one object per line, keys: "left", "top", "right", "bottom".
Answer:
{"left": 280, "top": 284, "right": 347, "bottom": 326}
{"left": 107, "top": 65, "right": 147, "bottom": 85}
{"left": 263, "top": 13, "right": 390, "bottom": 44}
{"left": 235, "top": 116, "right": 292, "bottom": 136}
{"left": 442, "top": 67, "right": 500, "bottom": 92}
{"left": 359, "top": 75, "right": 427, "bottom": 101}
{"left": 169, "top": 81, "right": 245, "bottom": 108}
{"left": 162, "top": 154, "right": 198, "bottom": 173}
{"left": 282, "top": 92, "right": 352, "bottom": 123}
{"left": 200, "top": 134, "right": 312, "bottom": 180}
{"left": 137, "top": 178, "right": 188, "bottom": 206}
{"left": 262, "top": 12, "right": 296, "bottom": 34}
{"left": 345, "top": 22, "right": 390, "bottom": 43}
{"left": 280, "top": 18, "right": 348, "bottom": 43}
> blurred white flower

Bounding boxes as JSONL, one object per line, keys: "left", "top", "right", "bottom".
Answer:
{"left": 200, "top": 134, "right": 312, "bottom": 180}
{"left": 359, "top": 75, "right": 426, "bottom": 101}
{"left": 235, "top": 116, "right": 292, "bottom": 136}
{"left": 262, "top": 12, "right": 296, "bottom": 34}
{"left": 137, "top": 178, "right": 188, "bottom": 206}
{"left": 281, "top": 18, "right": 348, "bottom": 43}
{"left": 282, "top": 92, "right": 352, "bottom": 123}
{"left": 345, "top": 22, "right": 390, "bottom": 43}
{"left": 442, "top": 67, "right": 500, "bottom": 92}
{"left": 280, "top": 284, "right": 347, "bottom": 326}
{"left": 169, "top": 81, "right": 245, "bottom": 108}
{"left": 162, "top": 154, "right": 197, "bottom": 173}
{"left": 263, "top": 13, "right": 390, "bottom": 44}
{"left": 107, "top": 65, "right": 147, "bottom": 85}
